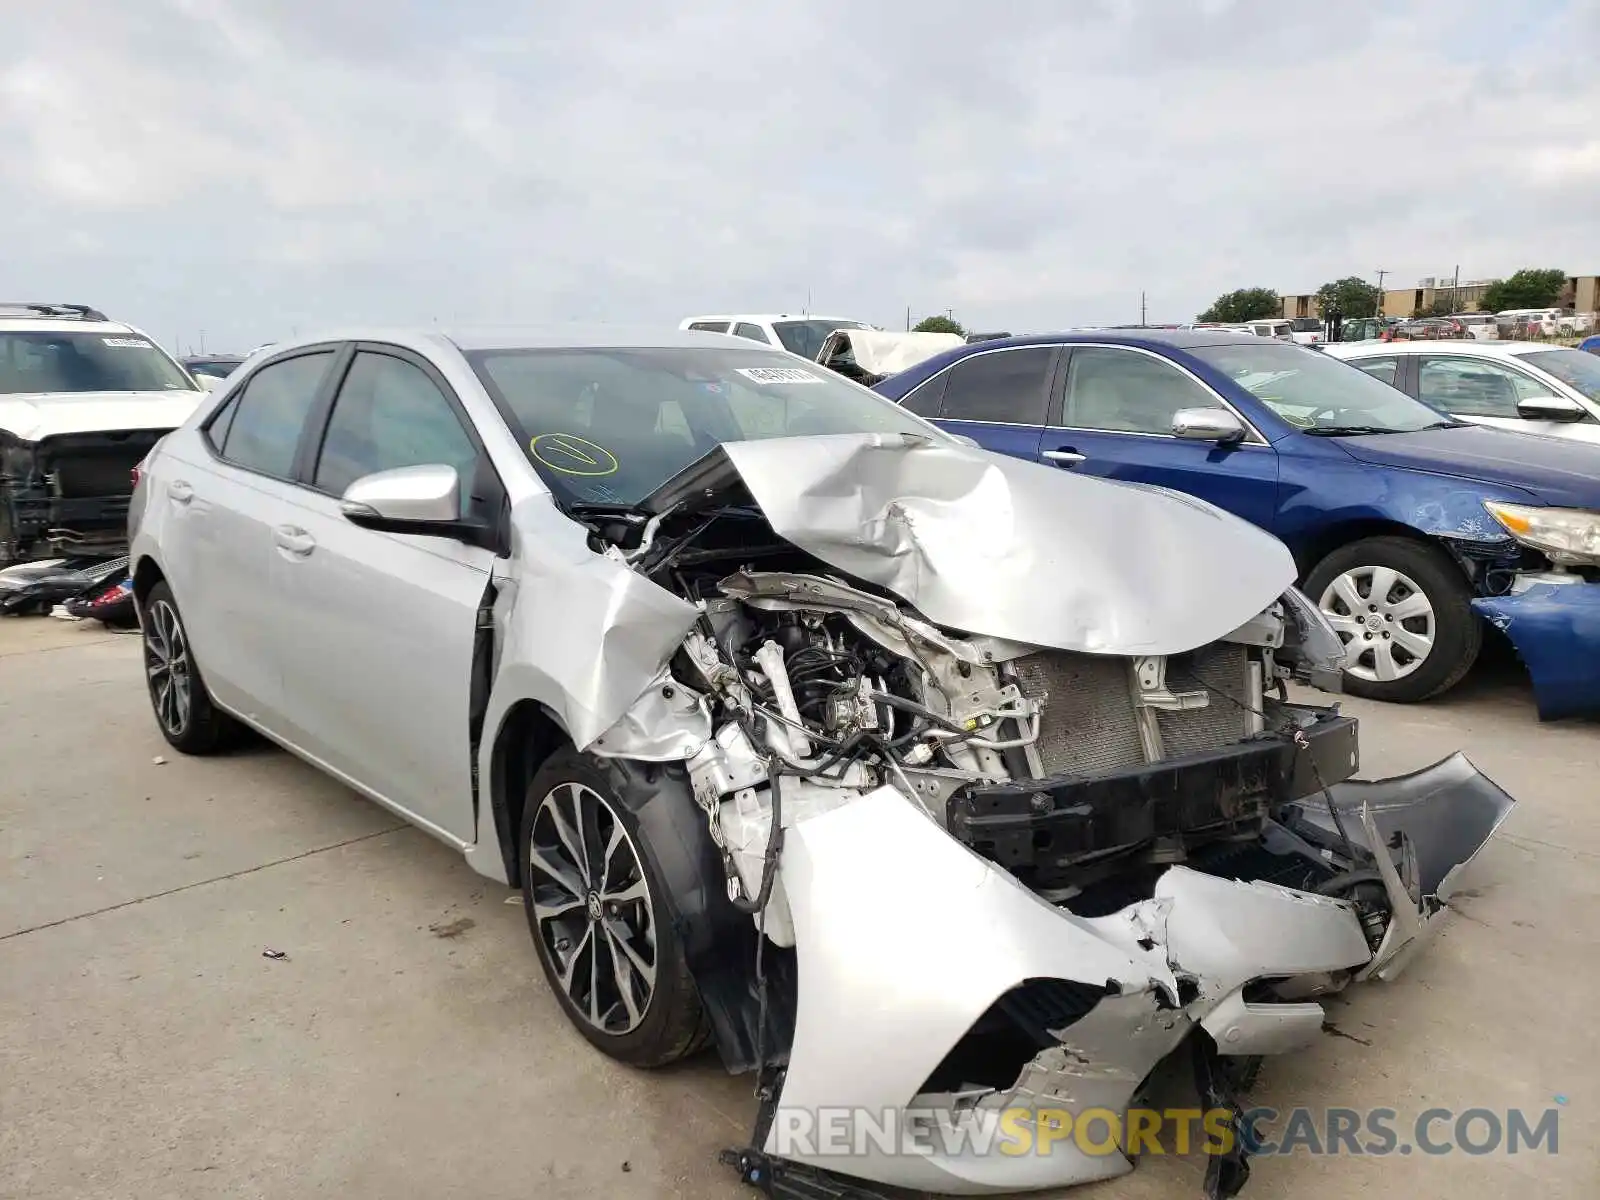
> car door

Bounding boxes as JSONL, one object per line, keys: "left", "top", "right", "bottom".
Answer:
{"left": 912, "top": 345, "right": 1056, "bottom": 461}
{"left": 1410, "top": 352, "right": 1583, "bottom": 440}
{"left": 267, "top": 344, "right": 501, "bottom": 844}
{"left": 1042, "top": 345, "right": 1280, "bottom": 528}
{"left": 160, "top": 346, "right": 343, "bottom": 729}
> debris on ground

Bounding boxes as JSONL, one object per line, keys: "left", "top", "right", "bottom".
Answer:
{"left": 262, "top": 948, "right": 288, "bottom": 961}
{"left": 428, "top": 917, "right": 475, "bottom": 939}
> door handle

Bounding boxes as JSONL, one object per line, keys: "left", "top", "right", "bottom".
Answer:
{"left": 1042, "top": 449, "right": 1086, "bottom": 466}
{"left": 273, "top": 525, "right": 316, "bottom": 557}
{"left": 168, "top": 480, "right": 194, "bottom": 503}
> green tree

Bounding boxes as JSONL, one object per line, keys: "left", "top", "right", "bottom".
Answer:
{"left": 1479, "top": 269, "right": 1566, "bottom": 313}
{"left": 1315, "top": 276, "right": 1383, "bottom": 319}
{"left": 1196, "top": 288, "right": 1281, "bottom": 323}
{"left": 913, "top": 314, "right": 965, "bottom": 336}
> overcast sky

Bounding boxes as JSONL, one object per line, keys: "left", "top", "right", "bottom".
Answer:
{"left": 4, "top": 0, "right": 1598, "bottom": 353}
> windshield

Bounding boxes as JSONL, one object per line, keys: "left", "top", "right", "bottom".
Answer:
{"left": 0, "top": 332, "right": 198, "bottom": 395}
{"left": 467, "top": 346, "right": 942, "bottom": 506}
{"left": 1288, "top": 317, "right": 1322, "bottom": 332}
{"left": 1193, "top": 342, "right": 1455, "bottom": 434}
{"left": 1515, "top": 348, "right": 1600, "bottom": 402}
{"left": 771, "top": 319, "right": 873, "bottom": 359}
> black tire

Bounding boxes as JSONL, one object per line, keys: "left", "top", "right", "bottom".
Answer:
{"left": 519, "top": 747, "right": 708, "bottom": 1067}
{"left": 141, "top": 580, "right": 244, "bottom": 754}
{"left": 1304, "top": 536, "right": 1481, "bottom": 703}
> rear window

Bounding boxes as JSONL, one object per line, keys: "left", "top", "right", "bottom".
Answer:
{"left": 0, "top": 332, "right": 198, "bottom": 395}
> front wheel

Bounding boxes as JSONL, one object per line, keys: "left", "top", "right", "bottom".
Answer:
{"left": 518, "top": 747, "right": 708, "bottom": 1067}
{"left": 1305, "top": 536, "right": 1481, "bottom": 703}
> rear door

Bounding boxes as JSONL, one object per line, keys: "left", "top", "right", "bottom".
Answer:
{"left": 1411, "top": 352, "right": 1579, "bottom": 439}
{"left": 160, "top": 346, "right": 343, "bottom": 728}
{"left": 266, "top": 344, "right": 502, "bottom": 843}
{"left": 1041, "top": 344, "right": 1280, "bottom": 528}
{"left": 914, "top": 345, "right": 1057, "bottom": 461}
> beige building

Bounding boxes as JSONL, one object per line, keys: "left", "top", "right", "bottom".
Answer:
{"left": 1281, "top": 274, "right": 1600, "bottom": 320}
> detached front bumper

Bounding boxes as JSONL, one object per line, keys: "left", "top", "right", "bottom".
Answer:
{"left": 761, "top": 755, "right": 1514, "bottom": 1196}
{"left": 1473, "top": 578, "right": 1600, "bottom": 720}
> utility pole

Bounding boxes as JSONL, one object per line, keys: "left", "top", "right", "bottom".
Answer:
{"left": 1451, "top": 264, "right": 1460, "bottom": 313}
{"left": 1374, "top": 268, "right": 1388, "bottom": 318}
{"left": 199, "top": 329, "right": 206, "bottom": 354}
{"left": 1140, "top": 291, "right": 1147, "bottom": 325}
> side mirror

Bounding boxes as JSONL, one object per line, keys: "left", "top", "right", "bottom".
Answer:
{"left": 1516, "top": 396, "right": 1587, "bottom": 423}
{"left": 1172, "top": 407, "right": 1247, "bottom": 444}
{"left": 340, "top": 464, "right": 477, "bottom": 538}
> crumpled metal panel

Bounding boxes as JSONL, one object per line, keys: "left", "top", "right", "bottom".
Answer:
{"left": 481, "top": 496, "right": 701, "bottom": 753}
{"left": 720, "top": 433, "right": 1298, "bottom": 655}
{"left": 770, "top": 787, "right": 1377, "bottom": 1194}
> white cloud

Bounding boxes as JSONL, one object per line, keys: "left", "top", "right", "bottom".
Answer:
{"left": 1, "top": 0, "right": 1597, "bottom": 351}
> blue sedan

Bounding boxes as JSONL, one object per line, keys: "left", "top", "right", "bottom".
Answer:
{"left": 874, "top": 330, "right": 1600, "bottom": 718}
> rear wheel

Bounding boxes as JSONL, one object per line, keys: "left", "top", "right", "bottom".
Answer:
{"left": 142, "top": 581, "right": 243, "bottom": 753}
{"left": 1305, "top": 536, "right": 1480, "bottom": 703}
{"left": 519, "top": 747, "right": 707, "bottom": 1067}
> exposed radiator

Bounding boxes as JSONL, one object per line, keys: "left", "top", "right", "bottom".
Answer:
{"left": 1010, "top": 643, "right": 1252, "bottom": 777}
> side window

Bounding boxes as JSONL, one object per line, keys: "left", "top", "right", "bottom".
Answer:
{"left": 901, "top": 374, "right": 947, "bottom": 418}
{"left": 204, "top": 393, "right": 240, "bottom": 452}
{"left": 688, "top": 321, "right": 730, "bottom": 333}
{"left": 733, "top": 323, "right": 771, "bottom": 344}
{"left": 938, "top": 348, "right": 1053, "bottom": 424}
{"left": 1063, "top": 347, "right": 1219, "bottom": 436}
{"left": 220, "top": 351, "right": 335, "bottom": 478}
{"left": 1417, "top": 356, "right": 1552, "bottom": 418}
{"left": 1351, "top": 356, "right": 1400, "bottom": 386}
{"left": 312, "top": 352, "right": 479, "bottom": 513}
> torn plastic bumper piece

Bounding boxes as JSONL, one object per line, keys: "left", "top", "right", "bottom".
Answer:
{"left": 1286, "top": 751, "right": 1516, "bottom": 979}
{"left": 1472, "top": 581, "right": 1600, "bottom": 720}
{"left": 738, "top": 752, "right": 1513, "bottom": 1196}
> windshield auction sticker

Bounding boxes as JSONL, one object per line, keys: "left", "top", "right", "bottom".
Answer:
{"left": 736, "top": 367, "right": 824, "bottom": 385}
{"left": 102, "top": 337, "right": 154, "bottom": 349}
{"left": 529, "top": 433, "right": 619, "bottom": 476}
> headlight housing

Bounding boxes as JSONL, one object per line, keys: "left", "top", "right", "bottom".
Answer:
{"left": 1483, "top": 501, "right": 1600, "bottom": 566}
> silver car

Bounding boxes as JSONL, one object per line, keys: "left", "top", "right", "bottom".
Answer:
{"left": 128, "top": 328, "right": 1512, "bottom": 1197}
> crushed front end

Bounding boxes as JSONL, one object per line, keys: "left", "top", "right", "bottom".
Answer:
{"left": 562, "top": 435, "right": 1516, "bottom": 1198}
{"left": 1, "top": 429, "right": 166, "bottom": 561}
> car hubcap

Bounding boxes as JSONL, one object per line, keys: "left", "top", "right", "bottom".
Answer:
{"left": 144, "top": 599, "right": 192, "bottom": 735}
{"left": 1318, "top": 565, "right": 1436, "bottom": 683}
{"left": 528, "top": 782, "right": 656, "bottom": 1035}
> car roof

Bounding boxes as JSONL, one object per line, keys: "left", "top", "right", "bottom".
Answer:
{"left": 1327, "top": 339, "right": 1555, "bottom": 358}
{"left": 0, "top": 317, "right": 137, "bottom": 335}
{"left": 247, "top": 325, "right": 787, "bottom": 357}
{"left": 682, "top": 314, "right": 866, "bottom": 324}
{"left": 932, "top": 328, "right": 1265, "bottom": 352}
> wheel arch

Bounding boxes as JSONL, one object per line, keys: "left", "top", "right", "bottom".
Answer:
{"left": 1294, "top": 519, "right": 1460, "bottom": 583}
{"left": 487, "top": 698, "right": 571, "bottom": 886}
{"left": 131, "top": 554, "right": 167, "bottom": 609}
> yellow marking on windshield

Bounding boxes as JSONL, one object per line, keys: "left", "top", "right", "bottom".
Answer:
{"left": 530, "top": 433, "right": 619, "bottom": 476}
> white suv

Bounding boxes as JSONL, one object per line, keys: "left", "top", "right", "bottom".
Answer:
{"left": 678, "top": 313, "right": 877, "bottom": 359}
{"left": 0, "top": 302, "right": 205, "bottom": 564}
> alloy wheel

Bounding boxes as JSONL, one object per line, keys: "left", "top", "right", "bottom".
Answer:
{"left": 1318, "top": 565, "right": 1436, "bottom": 683}
{"left": 527, "top": 782, "right": 657, "bottom": 1035}
{"left": 144, "top": 599, "right": 193, "bottom": 736}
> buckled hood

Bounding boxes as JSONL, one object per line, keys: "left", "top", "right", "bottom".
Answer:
{"left": 648, "top": 432, "right": 1299, "bottom": 656}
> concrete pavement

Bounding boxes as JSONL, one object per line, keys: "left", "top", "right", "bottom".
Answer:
{"left": 1, "top": 622, "right": 1594, "bottom": 1199}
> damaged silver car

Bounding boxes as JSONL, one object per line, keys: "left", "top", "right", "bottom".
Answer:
{"left": 128, "top": 328, "right": 1514, "bottom": 1199}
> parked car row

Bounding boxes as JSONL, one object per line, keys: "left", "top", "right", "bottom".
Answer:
{"left": 872, "top": 329, "right": 1600, "bottom": 720}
